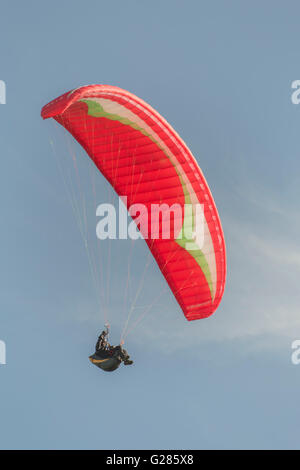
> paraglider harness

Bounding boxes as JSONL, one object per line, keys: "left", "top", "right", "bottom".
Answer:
{"left": 89, "top": 326, "right": 133, "bottom": 371}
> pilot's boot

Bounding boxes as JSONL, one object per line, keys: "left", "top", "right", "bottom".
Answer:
{"left": 124, "top": 359, "right": 133, "bottom": 365}
{"left": 123, "top": 351, "right": 133, "bottom": 365}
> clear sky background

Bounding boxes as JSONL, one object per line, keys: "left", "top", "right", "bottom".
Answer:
{"left": 1, "top": 0, "right": 300, "bottom": 450}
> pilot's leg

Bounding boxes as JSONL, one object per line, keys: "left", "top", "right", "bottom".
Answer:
{"left": 122, "top": 349, "right": 133, "bottom": 365}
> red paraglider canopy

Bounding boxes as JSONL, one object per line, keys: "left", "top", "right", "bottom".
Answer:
{"left": 41, "top": 85, "right": 226, "bottom": 320}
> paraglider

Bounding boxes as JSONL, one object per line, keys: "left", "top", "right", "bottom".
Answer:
{"left": 41, "top": 84, "right": 226, "bottom": 372}
{"left": 89, "top": 326, "right": 133, "bottom": 372}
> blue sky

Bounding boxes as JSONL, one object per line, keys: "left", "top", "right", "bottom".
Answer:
{"left": 1, "top": 0, "right": 300, "bottom": 449}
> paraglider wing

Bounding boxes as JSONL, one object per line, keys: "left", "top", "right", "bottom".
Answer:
{"left": 41, "top": 85, "right": 226, "bottom": 320}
